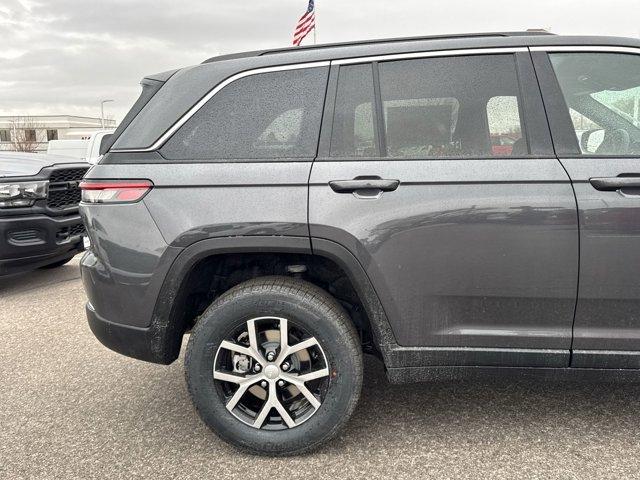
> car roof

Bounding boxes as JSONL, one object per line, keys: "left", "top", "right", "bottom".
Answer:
{"left": 202, "top": 32, "right": 640, "bottom": 66}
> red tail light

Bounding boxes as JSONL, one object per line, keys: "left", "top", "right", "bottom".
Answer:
{"left": 79, "top": 180, "right": 153, "bottom": 204}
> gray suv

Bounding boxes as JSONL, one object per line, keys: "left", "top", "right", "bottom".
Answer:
{"left": 80, "top": 32, "right": 640, "bottom": 455}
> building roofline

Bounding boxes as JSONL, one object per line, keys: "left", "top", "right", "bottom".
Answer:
{"left": 0, "top": 115, "right": 115, "bottom": 121}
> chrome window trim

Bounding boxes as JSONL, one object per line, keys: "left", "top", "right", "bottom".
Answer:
{"left": 530, "top": 45, "right": 640, "bottom": 54}
{"left": 331, "top": 46, "right": 527, "bottom": 65}
{"left": 110, "top": 46, "right": 577, "bottom": 154}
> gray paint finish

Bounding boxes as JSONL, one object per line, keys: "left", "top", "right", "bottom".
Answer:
{"left": 309, "top": 158, "right": 579, "bottom": 353}
{"left": 80, "top": 200, "right": 176, "bottom": 328}
{"left": 558, "top": 157, "right": 640, "bottom": 353}
{"left": 84, "top": 162, "right": 312, "bottom": 247}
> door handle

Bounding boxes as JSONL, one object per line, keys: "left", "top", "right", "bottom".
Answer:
{"left": 590, "top": 176, "right": 640, "bottom": 191}
{"left": 329, "top": 177, "right": 400, "bottom": 194}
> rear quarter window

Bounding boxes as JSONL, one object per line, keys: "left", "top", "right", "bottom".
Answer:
{"left": 161, "top": 67, "right": 328, "bottom": 161}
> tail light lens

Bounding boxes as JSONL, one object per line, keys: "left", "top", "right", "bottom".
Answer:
{"left": 80, "top": 180, "right": 153, "bottom": 204}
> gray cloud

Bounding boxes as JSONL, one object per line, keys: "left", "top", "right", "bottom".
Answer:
{"left": 1, "top": 0, "right": 639, "bottom": 121}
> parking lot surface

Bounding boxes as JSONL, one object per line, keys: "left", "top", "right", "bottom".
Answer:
{"left": 2, "top": 256, "right": 640, "bottom": 479}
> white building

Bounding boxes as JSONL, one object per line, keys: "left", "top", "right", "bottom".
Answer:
{"left": 0, "top": 115, "right": 117, "bottom": 152}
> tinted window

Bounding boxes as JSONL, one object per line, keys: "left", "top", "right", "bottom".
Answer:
{"left": 550, "top": 53, "right": 640, "bottom": 156}
{"left": 378, "top": 55, "right": 528, "bottom": 158}
{"left": 161, "top": 67, "right": 328, "bottom": 161}
{"left": 330, "top": 64, "right": 378, "bottom": 157}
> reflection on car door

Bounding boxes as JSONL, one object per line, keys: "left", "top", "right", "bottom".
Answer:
{"left": 309, "top": 52, "right": 579, "bottom": 367}
{"left": 534, "top": 50, "right": 640, "bottom": 368}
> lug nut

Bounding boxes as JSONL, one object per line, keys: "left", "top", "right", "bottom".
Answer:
{"left": 266, "top": 352, "right": 275, "bottom": 362}
{"left": 277, "top": 380, "right": 286, "bottom": 387}
{"left": 281, "top": 362, "right": 290, "bottom": 371}
{"left": 260, "top": 381, "right": 268, "bottom": 389}
{"left": 254, "top": 364, "right": 261, "bottom": 372}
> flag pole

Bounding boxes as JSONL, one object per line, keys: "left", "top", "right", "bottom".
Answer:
{"left": 313, "top": 2, "right": 317, "bottom": 45}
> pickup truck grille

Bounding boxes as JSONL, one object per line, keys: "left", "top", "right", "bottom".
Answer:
{"left": 47, "top": 167, "right": 89, "bottom": 210}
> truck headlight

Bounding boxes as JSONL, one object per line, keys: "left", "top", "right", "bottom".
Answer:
{"left": 0, "top": 181, "right": 49, "bottom": 208}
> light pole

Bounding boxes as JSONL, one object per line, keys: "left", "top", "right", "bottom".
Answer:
{"left": 100, "top": 99, "right": 114, "bottom": 129}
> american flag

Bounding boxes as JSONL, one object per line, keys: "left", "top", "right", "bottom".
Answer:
{"left": 293, "top": 0, "right": 315, "bottom": 46}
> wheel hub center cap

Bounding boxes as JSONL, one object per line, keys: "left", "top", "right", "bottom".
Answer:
{"left": 264, "top": 364, "right": 280, "bottom": 380}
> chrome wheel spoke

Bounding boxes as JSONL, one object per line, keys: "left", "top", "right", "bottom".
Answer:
{"left": 279, "top": 317, "right": 289, "bottom": 351}
{"left": 287, "top": 337, "right": 319, "bottom": 356}
{"left": 253, "top": 402, "right": 272, "bottom": 428}
{"left": 213, "top": 370, "right": 247, "bottom": 384}
{"left": 214, "top": 370, "right": 262, "bottom": 411}
{"left": 296, "top": 383, "right": 321, "bottom": 410}
{"left": 278, "top": 335, "right": 320, "bottom": 363}
{"left": 296, "top": 367, "right": 330, "bottom": 383}
{"left": 226, "top": 382, "right": 252, "bottom": 411}
{"left": 246, "top": 318, "right": 259, "bottom": 353}
{"left": 273, "top": 396, "right": 296, "bottom": 428}
{"left": 213, "top": 316, "right": 329, "bottom": 430}
{"left": 219, "top": 340, "right": 252, "bottom": 358}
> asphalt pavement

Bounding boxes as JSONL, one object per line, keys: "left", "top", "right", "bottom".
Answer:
{"left": 2, "top": 256, "right": 640, "bottom": 479}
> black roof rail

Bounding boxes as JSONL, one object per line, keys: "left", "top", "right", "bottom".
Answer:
{"left": 201, "top": 30, "right": 554, "bottom": 64}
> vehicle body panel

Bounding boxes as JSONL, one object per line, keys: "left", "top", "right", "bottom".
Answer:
{"left": 84, "top": 162, "right": 313, "bottom": 247}
{"left": 309, "top": 158, "right": 578, "bottom": 352}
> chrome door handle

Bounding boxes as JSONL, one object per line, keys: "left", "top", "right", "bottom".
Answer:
{"left": 329, "top": 177, "right": 400, "bottom": 194}
{"left": 590, "top": 176, "right": 640, "bottom": 191}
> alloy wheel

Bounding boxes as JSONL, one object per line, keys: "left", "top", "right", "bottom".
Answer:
{"left": 213, "top": 316, "right": 330, "bottom": 430}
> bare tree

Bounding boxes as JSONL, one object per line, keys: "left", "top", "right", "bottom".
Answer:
{"left": 9, "top": 117, "right": 42, "bottom": 153}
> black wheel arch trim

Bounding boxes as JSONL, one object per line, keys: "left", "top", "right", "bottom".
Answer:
{"left": 146, "top": 234, "right": 399, "bottom": 365}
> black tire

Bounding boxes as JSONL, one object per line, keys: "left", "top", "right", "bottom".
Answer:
{"left": 40, "top": 257, "right": 73, "bottom": 269}
{"left": 185, "top": 276, "right": 363, "bottom": 456}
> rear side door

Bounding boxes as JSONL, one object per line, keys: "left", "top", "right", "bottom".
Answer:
{"left": 533, "top": 48, "right": 640, "bottom": 368}
{"left": 309, "top": 50, "right": 579, "bottom": 367}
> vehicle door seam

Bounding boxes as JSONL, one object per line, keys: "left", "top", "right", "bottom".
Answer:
{"left": 527, "top": 46, "right": 581, "bottom": 365}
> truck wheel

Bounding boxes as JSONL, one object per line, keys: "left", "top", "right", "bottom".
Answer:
{"left": 185, "top": 276, "right": 363, "bottom": 456}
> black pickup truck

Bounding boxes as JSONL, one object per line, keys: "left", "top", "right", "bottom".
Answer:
{"left": 0, "top": 152, "right": 88, "bottom": 275}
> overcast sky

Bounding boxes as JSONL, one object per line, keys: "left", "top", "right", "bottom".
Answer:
{"left": 1, "top": 0, "right": 639, "bottom": 122}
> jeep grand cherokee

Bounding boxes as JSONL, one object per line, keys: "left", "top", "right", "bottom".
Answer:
{"left": 81, "top": 32, "right": 640, "bottom": 455}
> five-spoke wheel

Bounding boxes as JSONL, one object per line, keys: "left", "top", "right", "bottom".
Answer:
{"left": 213, "top": 316, "right": 330, "bottom": 429}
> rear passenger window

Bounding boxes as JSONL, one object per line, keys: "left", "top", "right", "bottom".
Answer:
{"left": 378, "top": 55, "right": 528, "bottom": 158}
{"left": 331, "top": 64, "right": 378, "bottom": 157}
{"left": 549, "top": 53, "right": 640, "bottom": 156}
{"left": 161, "top": 67, "right": 328, "bottom": 161}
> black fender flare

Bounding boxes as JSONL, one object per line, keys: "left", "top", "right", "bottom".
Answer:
{"left": 149, "top": 235, "right": 398, "bottom": 364}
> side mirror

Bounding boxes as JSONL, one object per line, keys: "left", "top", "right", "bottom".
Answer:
{"left": 580, "top": 129, "right": 605, "bottom": 154}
